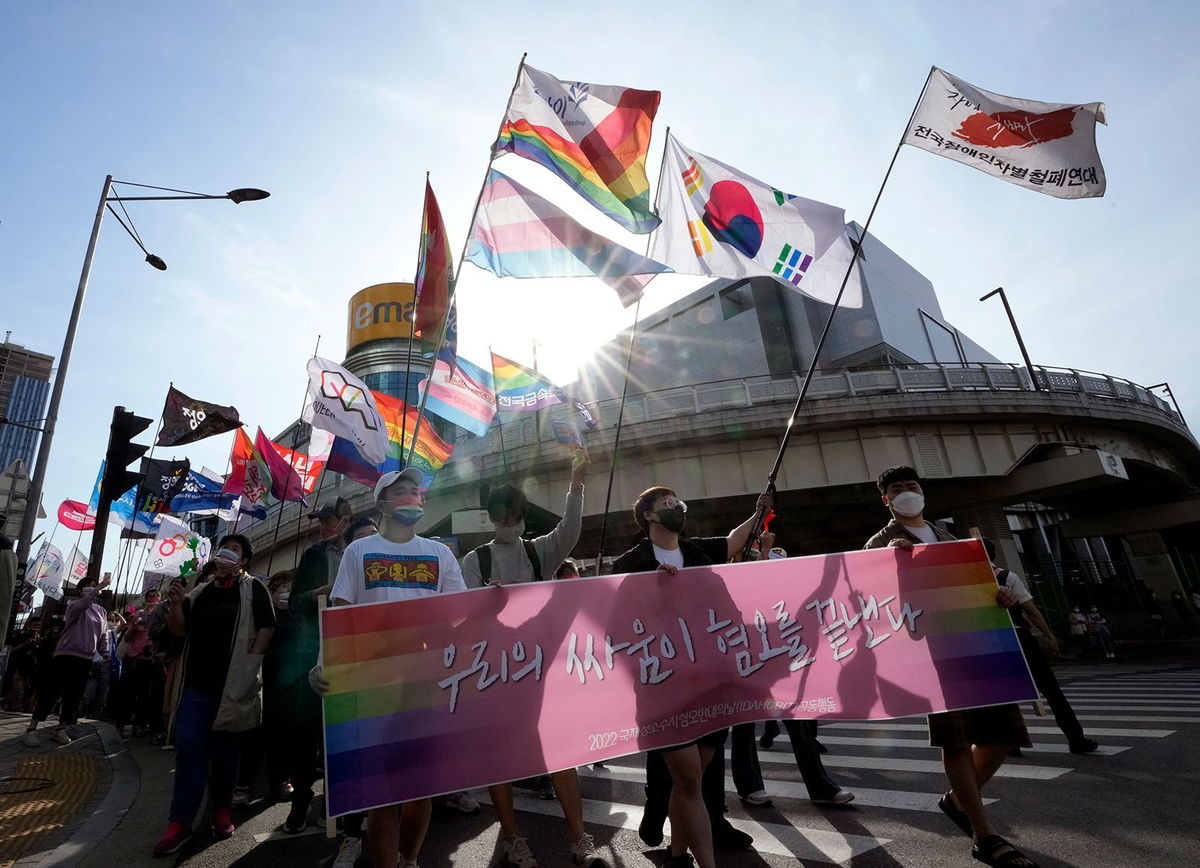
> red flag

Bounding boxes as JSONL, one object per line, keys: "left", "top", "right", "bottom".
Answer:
{"left": 255, "top": 428, "right": 307, "bottom": 503}
{"left": 58, "top": 499, "right": 96, "bottom": 531}
{"left": 221, "top": 428, "right": 272, "bottom": 517}
{"left": 413, "top": 180, "right": 454, "bottom": 343}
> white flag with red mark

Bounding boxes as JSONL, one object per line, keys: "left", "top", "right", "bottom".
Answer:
{"left": 904, "top": 68, "right": 1106, "bottom": 199}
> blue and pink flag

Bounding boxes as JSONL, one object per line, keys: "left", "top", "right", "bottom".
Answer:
{"left": 466, "top": 169, "right": 668, "bottom": 308}
{"left": 320, "top": 539, "right": 1036, "bottom": 816}
{"left": 416, "top": 356, "right": 497, "bottom": 437}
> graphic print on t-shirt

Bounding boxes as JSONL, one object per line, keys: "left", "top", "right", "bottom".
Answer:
{"left": 363, "top": 552, "right": 440, "bottom": 591}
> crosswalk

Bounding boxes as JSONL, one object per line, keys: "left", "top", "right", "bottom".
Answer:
{"left": 506, "top": 664, "right": 1200, "bottom": 864}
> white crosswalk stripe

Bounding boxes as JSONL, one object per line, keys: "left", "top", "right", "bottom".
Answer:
{"left": 497, "top": 666, "right": 1200, "bottom": 862}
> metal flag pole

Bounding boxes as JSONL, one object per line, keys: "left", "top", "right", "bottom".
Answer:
{"left": 592, "top": 123, "right": 673, "bottom": 575}
{"left": 737, "top": 65, "right": 936, "bottom": 561}
{"left": 267, "top": 336, "right": 321, "bottom": 575}
{"left": 294, "top": 463, "right": 331, "bottom": 570}
{"left": 406, "top": 52, "right": 528, "bottom": 468}
{"left": 488, "top": 347, "right": 512, "bottom": 480}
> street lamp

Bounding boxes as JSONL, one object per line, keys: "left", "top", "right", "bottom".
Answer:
{"left": 979, "top": 287, "right": 1043, "bottom": 392}
{"left": 12, "top": 175, "right": 270, "bottom": 588}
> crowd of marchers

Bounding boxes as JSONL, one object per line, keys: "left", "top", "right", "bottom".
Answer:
{"left": 4, "top": 458, "right": 1133, "bottom": 868}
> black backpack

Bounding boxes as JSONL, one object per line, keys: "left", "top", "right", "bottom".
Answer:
{"left": 474, "top": 541, "right": 543, "bottom": 585}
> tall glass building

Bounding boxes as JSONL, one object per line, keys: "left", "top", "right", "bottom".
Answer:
{"left": 0, "top": 339, "right": 54, "bottom": 472}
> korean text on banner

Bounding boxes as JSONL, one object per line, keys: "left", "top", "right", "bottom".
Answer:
{"left": 903, "top": 67, "right": 1106, "bottom": 199}
{"left": 320, "top": 540, "right": 1035, "bottom": 816}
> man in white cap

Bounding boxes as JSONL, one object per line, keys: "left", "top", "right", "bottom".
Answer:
{"left": 311, "top": 467, "right": 466, "bottom": 868}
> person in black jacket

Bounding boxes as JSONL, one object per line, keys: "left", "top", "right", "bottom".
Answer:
{"left": 609, "top": 485, "right": 771, "bottom": 868}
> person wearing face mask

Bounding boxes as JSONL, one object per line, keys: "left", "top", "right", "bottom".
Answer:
{"left": 609, "top": 486, "right": 773, "bottom": 868}
{"left": 865, "top": 466, "right": 1039, "bottom": 868}
{"left": 310, "top": 468, "right": 466, "bottom": 868}
{"left": 153, "top": 534, "right": 276, "bottom": 857}
{"left": 458, "top": 454, "right": 605, "bottom": 868}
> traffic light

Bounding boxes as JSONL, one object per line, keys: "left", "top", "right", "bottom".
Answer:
{"left": 99, "top": 406, "right": 153, "bottom": 506}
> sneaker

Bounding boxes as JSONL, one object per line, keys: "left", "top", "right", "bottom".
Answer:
{"left": 662, "top": 854, "right": 696, "bottom": 867}
{"left": 331, "top": 836, "right": 362, "bottom": 868}
{"left": 1069, "top": 737, "right": 1099, "bottom": 754}
{"left": 637, "top": 804, "right": 665, "bottom": 847}
{"left": 444, "top": 791, "right": 480, "bottom": 814}
{"left": 569, "top": 832, "right": 608, "bottom": 867}
{"left": 153, "top": 821, "right": 192, "bottom": 856}
{"left": 497, "top": 834, "right": 538, "bottom": 867}
{"left": 231, "top": 787, "right": 250, "bottom": 809}
{"left": 712, "top": 821, "right": 754, "bottom": 850}
{"left": 741, "top": 789, "right": 773, "bottom": 807}
{"left": 275, "top": 781, "right": 295, "bottom": 802}
{"left": 811, "top": 788, "right": 856, "bottom": 806}
{"left": 283, "top": 804, "right": 307, "bottom": 834}
{"left": 21, "top": 730, "right": 40, "bottom": 748}
{"left": 211, "top": 808, "right": 235, "bottom": 839}
{"left": 52, "top": 727, "right": 72, "bottom": 745}
{"left": 537, "top": 782, "right": 556, "bottom": 800}
{"left": 398, "top": 859, "right": 419, "bottom": 868}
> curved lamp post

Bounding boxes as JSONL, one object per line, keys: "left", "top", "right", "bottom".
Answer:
{"left": 12, "top": 176, "right": 270, "bottom": 592}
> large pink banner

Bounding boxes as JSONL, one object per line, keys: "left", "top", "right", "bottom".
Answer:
{"left": 321, "top": 540, "right": 1035, "bottom": 816}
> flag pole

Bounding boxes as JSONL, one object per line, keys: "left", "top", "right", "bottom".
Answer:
{"left": 488, "top": 348, "right": 512, "bottom": 480}
{"left": 268, "top": 336, "right": 321, "bottom": 575}
{"left": 401, "top": 173, "right": 428, "bottom": 457}
{"left": 736, "top": 65, "right": 936, "bottom": 561}
{"left": 294, "top": 463, "right": 331, "bottom": 570}
{"left": 592, "top": 121, "right": 673, "bottom": 575}
{"left": 406, "top": 52, "right": 528, "bottom": 468}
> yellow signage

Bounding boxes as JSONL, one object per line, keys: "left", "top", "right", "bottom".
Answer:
{"left": 346, "top": 283, "right": 416, "bottom": 351}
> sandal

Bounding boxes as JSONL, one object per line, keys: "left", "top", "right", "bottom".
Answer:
{"left": 938, "top": 791, "right": 972, "bottom": 836}
{"left": 972, "top": 834, "right": 1039, "bottom": 867}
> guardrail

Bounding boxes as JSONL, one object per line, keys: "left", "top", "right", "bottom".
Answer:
{"left": 453, "top": 363, "right": 1185, "bottom": 457}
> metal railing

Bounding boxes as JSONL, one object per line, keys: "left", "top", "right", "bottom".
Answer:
{"left": 453, "top": 362, "right": 1187, "bottom": 457}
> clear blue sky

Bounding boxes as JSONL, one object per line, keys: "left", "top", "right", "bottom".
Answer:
{"left": 3, "top": 1, "right": 1198, "bottom": 575}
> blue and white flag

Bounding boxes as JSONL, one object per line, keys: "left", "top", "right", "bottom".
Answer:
{"left": 170, "top": 469, "right": 239, "bottom": 514}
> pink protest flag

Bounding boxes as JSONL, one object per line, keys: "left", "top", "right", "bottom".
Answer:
{"left": 320, "top": 540, "right": 1035, "bottom": 816}
{"left": 255, "top": 428, "right": 308, "bottom": 503}
{"left": 58, "top": 499, "right": 96, "bottom": 531}
{"left": 903, "top": 67, "right": 1106, "bottom": 199}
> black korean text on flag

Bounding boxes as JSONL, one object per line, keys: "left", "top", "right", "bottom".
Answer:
{"left": 156, "top": 386, "right": 241, "bottom": 447}
{"left": 137, "top": 458, "right": 191, "bottom": 514}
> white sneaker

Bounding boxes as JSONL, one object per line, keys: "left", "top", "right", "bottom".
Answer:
{"left": 569, "top": 832, "right": 608, "bottom": 867}
{"left": 741, "top": 789, "right": 773, "bottom": 806}
{"left": 21, "top": 731, "right": 40, "bottom": 748}
{"left": 444, "top": 791, "right": 480, "bottom": 814}
{"left": 811, "top": 788, "right": 855, "bottom": 805}
{"left": 498, "top": 834, "right": 538, "bottom": 867}
{"left": 52, "top": 727, "right": 72, "bottom": 745}
{"left": 331, "top": 836, "right": 362, "bottom": 868}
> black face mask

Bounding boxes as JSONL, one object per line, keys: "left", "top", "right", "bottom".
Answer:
{"left": 654, "top": 505, "right": 687, "bottom": 534}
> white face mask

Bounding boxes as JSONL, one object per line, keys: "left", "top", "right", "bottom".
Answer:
{"left": 494, "top": 520, "right": 525, "bottom": 543}
{"left": 890, "top": 491, "right": 925, "bottom": 517}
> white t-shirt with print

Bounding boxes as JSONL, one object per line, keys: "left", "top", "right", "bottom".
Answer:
{"left": 331, "top": 533, "right": 467, "bottom": 606}
{"left": 651, "top": 544, "right": 685, "bottom": 569}
{"left": 995, "top": 567, "right": 1034, "bottom": 605}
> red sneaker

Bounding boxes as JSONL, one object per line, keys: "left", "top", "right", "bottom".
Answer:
{"left": 153, "top": 822, "right": 192, "bottom": 856}
{"left": 211, "top": 808, "right": 235, "bottom": 840}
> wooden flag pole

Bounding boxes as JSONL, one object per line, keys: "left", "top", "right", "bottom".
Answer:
{"left": 267, "top": 336, "right": 321, "bottom": 575}
{"left": 406, "top": 52, "right": 528, "bottom": 469}
{"left": 736, "top": 65, "right": 936, "bottom": 561}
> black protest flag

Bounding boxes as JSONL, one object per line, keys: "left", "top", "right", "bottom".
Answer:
{"left": 136, "top": 458, "right": 190, "bottom": 514}
{"left": 156, "top": 386, "right": 241, "bottom": 447}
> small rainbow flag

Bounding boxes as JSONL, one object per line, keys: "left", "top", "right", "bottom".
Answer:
{"left": 490, "top": 352, "right": 565, "bottom": 413}
{"left": 496, "top": 64, "right": 661, "bottom": 234}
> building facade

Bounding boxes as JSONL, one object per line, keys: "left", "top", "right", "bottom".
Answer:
{"left": 0, "top": 339, "right": 53, "bottom": 474}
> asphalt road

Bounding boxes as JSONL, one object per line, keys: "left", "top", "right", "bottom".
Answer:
{"left": 79, "top": 662, "right": 1199, "bottom": 867}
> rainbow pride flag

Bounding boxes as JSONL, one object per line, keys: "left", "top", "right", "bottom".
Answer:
{"left": 319, "top": 540, "right": 1035, "bottom": 815}
{"left": 496, "top": 64, "right": 661, "bottom": 234}
{"left": 414, "top": 180, "right": 454, "bottom": 343}
{"left": 490, "top": 351, "right": 566, "bottom": 412}
{"left": 467, "top": 169, "right": 668, "bottom": 307}
{"left": 327, "top": 390, "right": 453, "bottom": 489}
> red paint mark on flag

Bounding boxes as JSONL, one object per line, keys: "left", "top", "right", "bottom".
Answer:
{"left": 953, "top": 106, "right": 1077, "bottom": 149}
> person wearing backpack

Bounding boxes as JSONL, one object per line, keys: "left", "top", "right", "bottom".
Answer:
{"left": 458, "top": 453, "right": 606, "bottom": 868}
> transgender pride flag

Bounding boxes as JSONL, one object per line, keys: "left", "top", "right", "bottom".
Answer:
{"left": 466, "top": 169, "right": 669, "bottom": 307}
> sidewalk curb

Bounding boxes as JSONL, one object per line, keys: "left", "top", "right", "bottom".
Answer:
{"left": 29, "top": 721, "right": 141, "bottom": 868}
